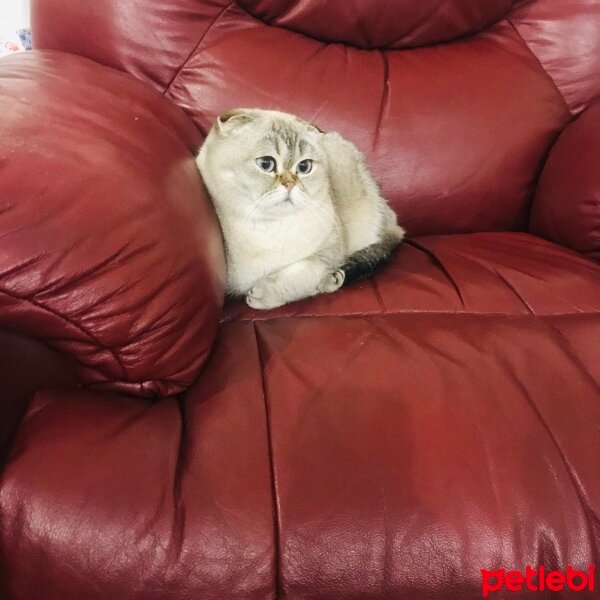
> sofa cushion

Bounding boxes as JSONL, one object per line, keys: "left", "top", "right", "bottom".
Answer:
{"left": 238, "top": 232, "right": 599, "bottom": 598}
{"left": 165, "top": 9, "right": 571, "bottom": 236}
{"left": 256, "top": 310, "right": 600, "bottom": 599}
{"left": 531, "top": 103, "right": 600, "bottom": 261}
{"left": 508, "top": 0, "right": 600, "bottom": 115}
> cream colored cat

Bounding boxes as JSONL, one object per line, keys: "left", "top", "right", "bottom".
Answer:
{"left": 196, "top": 109, "right": 404, "bottom": 309}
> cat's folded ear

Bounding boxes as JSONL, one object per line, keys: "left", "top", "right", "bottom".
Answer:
{"left": 216, "top": 110, "right": 255, "bottom": 136}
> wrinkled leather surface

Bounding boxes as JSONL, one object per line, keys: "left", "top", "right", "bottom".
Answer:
{"left": 0, "top": 51, "right": 225, "bottom": 398}
{"left": 33, "top": 0, "right": 600, "bottom": 235}
{"left": 0, "top": 330, "right": 78, "bottom": 460}
{"left": 224, "top": 233, "right": 600, "bottom": 321}
{"left": 237, "top": 0, "right": 523, "bottom": 49}
{"left": 2, "top": 234, "right": 598, "bottom": 599}
{"left": 234, "top": 233, "right": 600, "bottom": 599}
{"left": 531, "top": 103, "right": 600, "bottom": 261}
{"left": 31, "top": 0, "right": 231, "bottom": 91}
{"left": 0, "top": 324, "right": 274, "bottom": 600}
{"left": 1, "top": 0, "right": 598, "bottom": 598}
{"left": 165, "top": 12, "right": 572, "bottom": 236}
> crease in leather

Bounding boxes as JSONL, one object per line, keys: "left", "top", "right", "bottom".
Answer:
{"left": 395, "top": 0, "right": 450, "bottom": 44}
{"left": 168, "top": 392, "right": 187, "bottom": 562}
{"left": 542, "top": 318, "right": 600, "bottom": 407}
{"left": 33, "top": 241, "right": 159, "bottom": 300}
{"left": 369, "top": 318, "right": 466, "bottom": 371}
{"left": 0, "top": 286, "right": 128, "bottom": 380}
{"left": 252, "top": 322, "right": 282, "bottom": 599}
{"left": 494, "top": 349, "right": 600, "bottom": 566}
{"left": 373, "top": 50, "right": 390, "bottom": 150}
{"left": 404, "top": 239, "right": 466, "bottom": 307}
{"left": 369, "top": 277, "right": 386, "bottom": 314}
{"left": 287, "top": 322, "right": 377, "bottom": 414}
{"left": 491, "top": 268, "right": 536, "bottom": 315}
{"left": 163, "top": 1, "right": 236, "bottom": 97}
{"left": 0, "top": 255, "right": 42, "bottom": 280}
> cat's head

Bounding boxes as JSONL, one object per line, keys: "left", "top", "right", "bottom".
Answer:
{"left": 197, "top": 109, "right": 330, "bottom": 219}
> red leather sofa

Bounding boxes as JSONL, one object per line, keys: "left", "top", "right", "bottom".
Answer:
{"left": 1, "top": 1, "right": 599, "bottom": 598}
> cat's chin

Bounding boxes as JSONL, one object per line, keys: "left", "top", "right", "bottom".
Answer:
{"left": 264, "top": 198, "right": 302, "bottom": 217}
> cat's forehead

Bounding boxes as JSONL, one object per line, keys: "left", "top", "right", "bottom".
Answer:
{"left": 261, "top": 119, "right": 317, "bottom": 155}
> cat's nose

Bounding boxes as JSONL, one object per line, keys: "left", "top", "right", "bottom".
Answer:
{"left": 281, "top": 170, "right": 297, "bottom": 191}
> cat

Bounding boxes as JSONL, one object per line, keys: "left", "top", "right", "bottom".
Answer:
{"left": 196, "top": 108, "right": 405, "bottom": 309}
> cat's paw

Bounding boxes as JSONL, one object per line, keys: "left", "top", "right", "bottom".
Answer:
{"left": 318, "top": 269, "right": 345, "bottom": 294}
{"left": 246, "top": 280, "right": 286, "bottom": 310}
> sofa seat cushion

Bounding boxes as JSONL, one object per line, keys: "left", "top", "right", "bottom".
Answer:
{"left": 240, "top": 233, "right": 599, "bottom": 598}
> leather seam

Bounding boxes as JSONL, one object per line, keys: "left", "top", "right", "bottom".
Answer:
{"left": 0, "top": 286, "right": 128, "bottom": 380}
{"left": 252, "top": 321, "right": 282, "bottom": 599}
{"left": 222, "top": 310, "right": 600, "bottom": 324}
{"left": 506, "top": 19, "right": 573, "bottom": 116}
{"left": 163, "top": 1, "right": 236, "bottom": 97}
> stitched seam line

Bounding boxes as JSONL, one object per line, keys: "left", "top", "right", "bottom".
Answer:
{"left": 0, "top": 287, "right": 128, "bottom": 379}
{"left": 222, "top": 310, "right": 600, "bottom": 324}
{"left": 163, "top": 1, "right": 236, "bottom": 96}
{"left": 253, "top": 322, "right": 282, "bottom": 599}
{"left": 506, "top": 19, "right": 573, "bottom": 116}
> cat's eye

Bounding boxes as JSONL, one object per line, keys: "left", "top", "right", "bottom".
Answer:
{"left": 256, "top": 156, "right": 276, "bottom": 173}
{"left": 296, "top": 159, "right": 313, "bottom": 175}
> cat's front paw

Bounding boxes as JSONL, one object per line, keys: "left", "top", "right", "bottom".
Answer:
{"left": 246, "top": 280, "right": 286, "bottom": 310}
{"left": 318, "top": 269, "right": 345, "bottom": 294}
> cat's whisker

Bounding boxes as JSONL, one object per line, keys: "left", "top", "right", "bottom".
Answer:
{"left": 297, "top": 193, "right": 331, "bottom": 228}
{"left": 305, "top": 100, "right": 329, "bottom": 131}
{"left": 237, "top": 195, "right": 268, "bottom": 228}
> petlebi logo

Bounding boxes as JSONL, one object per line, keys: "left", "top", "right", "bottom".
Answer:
{"left": 481, "top": 565, "right": 596, "bottom": 597}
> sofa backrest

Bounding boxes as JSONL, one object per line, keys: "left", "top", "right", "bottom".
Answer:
{"left": 31, "top": 0, "right": 600, "bottom": 236}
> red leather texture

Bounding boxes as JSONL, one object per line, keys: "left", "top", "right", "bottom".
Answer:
{"left": 0, "top": 330, "right": 78, "bottom": 460}
{"left": 0, "top": 323, "right": 275, "bottom": 600}
{"left": 165, "top": 13, "right": 572, "bottom": 236}
{"left": 31, "top": 0, "right": 231, "bottom": 91}
{"left": 530, "top": 103, "right": 600, "bottom": 261}
{"left": 1, "top": 0, "right": 598, "bottom": 598}
{"left": 32, "top": 0, "right": 594, "bottom": 236}
{"left": 0, "top": 51, "right": 225, "bottom": 398}
{"left": 3, "top": 234, "right": 597, "bottom": 599}
{"left": 508, "top": 0, "right": 600, "bottom": 115}
{"left": 230, "top": 234, "right": 600, "bottom": 599}
{"left": 237, "top": 0, "right": 522, "bottom": 48}
{"left": 223, "top": 233, "right": 600, "bottom": 321}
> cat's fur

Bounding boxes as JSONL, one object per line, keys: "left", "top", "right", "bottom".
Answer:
{"left": 196, "top": 108, "right": 405, "bottom": 309}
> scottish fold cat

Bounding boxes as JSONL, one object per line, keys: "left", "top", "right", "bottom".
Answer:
{"left": 196, "top": 109, "right": 404, "bottom": 309}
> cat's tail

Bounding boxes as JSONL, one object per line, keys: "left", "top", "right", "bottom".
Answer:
{"left": 340, "top": 221, "right": 405, "bottom": 287}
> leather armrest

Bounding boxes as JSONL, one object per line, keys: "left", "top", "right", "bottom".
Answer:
{"left": 0, "top": 51, "right": 225, "bottom": 398}
{"left": 530, "top": 103, "right": 600, "bottom": 260}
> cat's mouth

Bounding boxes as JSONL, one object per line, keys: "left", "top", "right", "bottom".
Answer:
{"left": 263, "top": 187, "right": 299, "bottom": 210}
